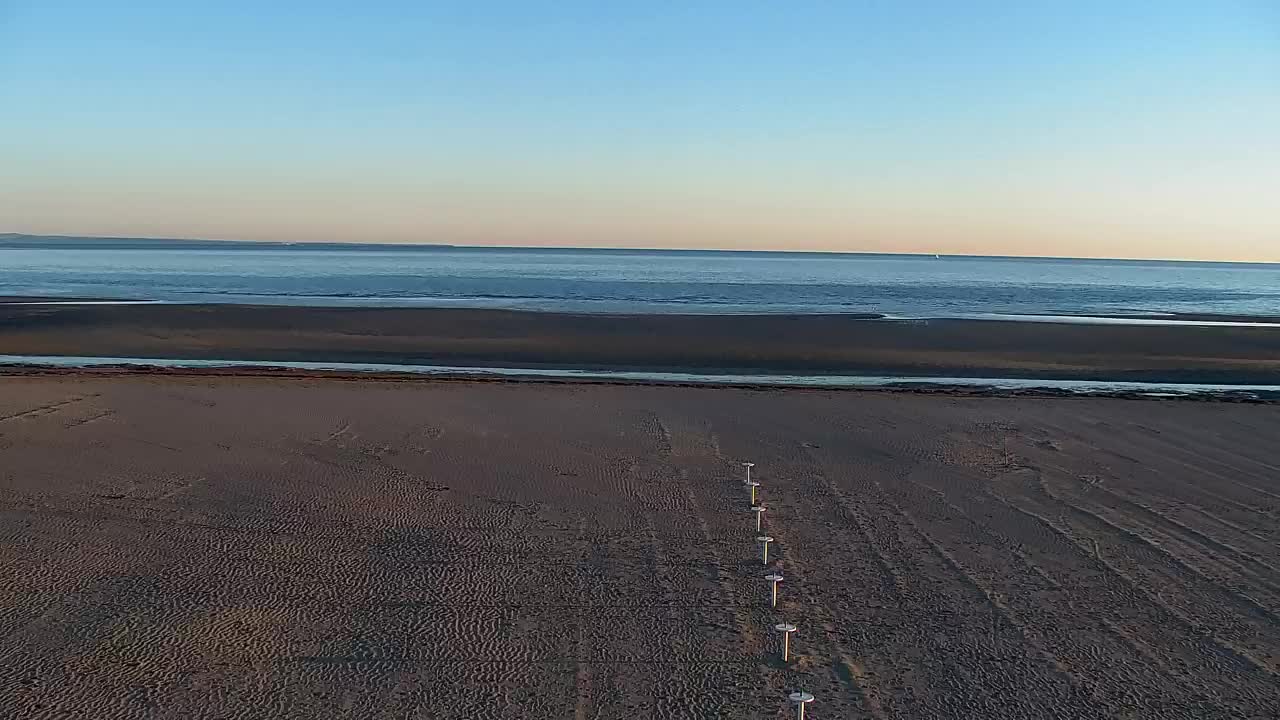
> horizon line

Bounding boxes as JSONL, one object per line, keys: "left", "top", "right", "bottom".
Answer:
{"left": 2, "top": 231, "right": 1276, "bottom": 266}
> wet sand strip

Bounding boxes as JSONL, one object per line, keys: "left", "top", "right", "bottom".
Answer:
{"left": 1, "top": 302, "right": 1279, "bottom": 384}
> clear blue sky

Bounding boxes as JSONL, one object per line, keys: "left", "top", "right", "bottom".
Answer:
{"left": 2, "top": 1, "right": 1277, "bottom": 259}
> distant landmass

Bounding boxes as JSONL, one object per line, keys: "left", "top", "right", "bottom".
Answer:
{"left": 0, "top": 233, "right": 934, "bottom": 257}
{"left": 0, "top": 233, "right": 829, "bottom": 255}
{"left": 3, "top": 232, "right": 1275, "bottom": 264}
{"left": 0, "top": 233, "right": 464, "bottom": 252}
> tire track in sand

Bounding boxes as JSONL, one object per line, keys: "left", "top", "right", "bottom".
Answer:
{"left": 0, "top": 396, "right": 89, "bottom": 423}
{"left": 770, "top": 451, "right": 923, "bottom": 719}
{"left": 992, "top": 476, "right": 1280, "bottom": 714}
{"left": 796, "top": 442, "right": 1105, "bottom": 720}
{"left": 572, "top": 516, "right": 594, "bottom": 720}
{"left": 1034, "top": 477, "right": 1280, "bottom": 669}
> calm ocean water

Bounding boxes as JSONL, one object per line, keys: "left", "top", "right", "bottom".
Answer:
{"left": 3, "top": 239, "right": 1279, "bottom": 317}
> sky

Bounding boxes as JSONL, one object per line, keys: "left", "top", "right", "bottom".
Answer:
{"left": 1, "top": 2, "right": 1277, "bottom": 260}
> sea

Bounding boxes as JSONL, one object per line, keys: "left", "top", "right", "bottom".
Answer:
{"left": 3, "top": 237, "right": 1280, "bottom": 319}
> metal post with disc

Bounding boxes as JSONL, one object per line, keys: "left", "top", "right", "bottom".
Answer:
{"left": 774, "top": 622, "right": 797, "bottom": 661}
{"left": 751, "top": 505, "right": 766, "bottom": 531}
{"left": 765, "top": 573, "right": 783, "bottom": 607}
{"left": 756, "top": 535, "right": 773, "bottom": 565}
{"left": 789, "top": 691, "right": 814, "bottom": 719}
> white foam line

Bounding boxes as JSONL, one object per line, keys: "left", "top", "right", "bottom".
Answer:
{"left": 963, "top": 313, "right": 1280, "bottom": 328}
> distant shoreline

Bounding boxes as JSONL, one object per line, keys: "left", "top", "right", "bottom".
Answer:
{"left": 1, "top": 301, "right": 1279, "bottom": 387}
{"left": 3, "top": 232, "right": 1276, "bottom": 264}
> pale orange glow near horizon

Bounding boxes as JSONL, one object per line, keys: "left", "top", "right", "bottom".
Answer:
{"left": 5, "top": 174, "right": 1277, "bottom": 262}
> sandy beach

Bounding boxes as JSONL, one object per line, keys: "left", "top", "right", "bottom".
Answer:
{"left": 2, "top": 374, "right": 1278, "bottom": 719}
{"left": 3, "top": 302, "right": 1280, "bottom": 384}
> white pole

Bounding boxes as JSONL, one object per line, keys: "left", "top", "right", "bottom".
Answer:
{"left": 765, "top": 574, "right": 783, "bottom": 608}
{"left": 742, "top": 462, "right": 753, "bottom": 485}
{"left": 756, "top": 535, "right": 773, "bottom": 566}
{"left": 747, "top": 481, "right": 760, "bottom": 505}
{"left": 751, "top": 505, "right": 766, "bottom": 532}
{"left": 775, "top": 623, "right": 797, "bottom": 661}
